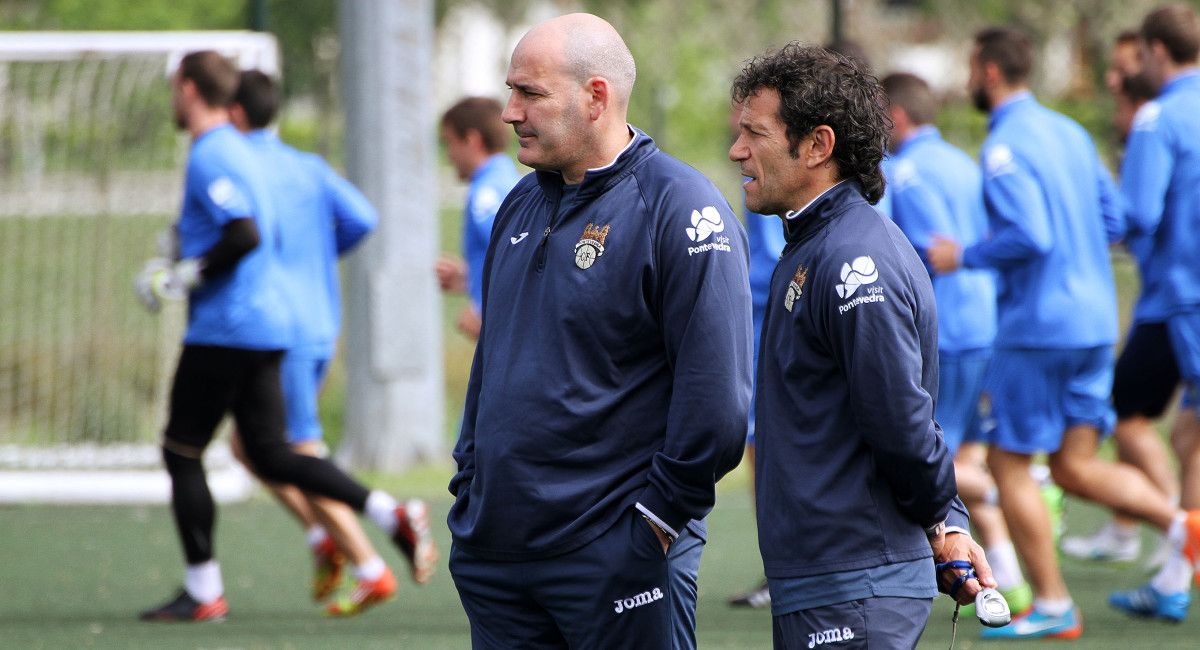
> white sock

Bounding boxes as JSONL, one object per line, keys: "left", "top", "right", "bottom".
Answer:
{"left": 1033, "top": 597, "right": 1073, "bottom": 617}
{"left": 1166, "top": 511, "right": 1188, "bottom": 550}
{"left": 1111, "top": 520, "right": 1139, "bottom": 540}
{"left": 1150, "top": 551, "right": 1195, "bottom": 594}
{"left": 354, "top": 556, "right": 387, "bottom": 582}
{"left": 1028, "top": 463, "right": 1051, "bottom": 485}
{"left": 365, "top": 490, "right": 399, "bottom": 535}
{"left": 185, "top": 560, "right": 224, "bottom": 603}
{"left": 986, "top": 541, "right": 1025, "bottom": 590}
{"left": 306, "top": 525, "right": 328, "bottom": 550}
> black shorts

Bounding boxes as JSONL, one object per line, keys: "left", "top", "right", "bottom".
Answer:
{"left": 163, "top": 344, "right": 287, "bottom": 453}
{"left": 1112, "top": 322, "right": 1180, "bottom": 420}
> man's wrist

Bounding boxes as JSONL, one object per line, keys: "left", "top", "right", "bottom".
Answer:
{"left": 944, "top": 525, "right": 971, "bottom": 538}
{"left": 924, "top": 520, "right": 946, "bottom": 538}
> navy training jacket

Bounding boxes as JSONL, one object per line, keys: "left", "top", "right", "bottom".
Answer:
{"left": 755, "top": 181, "right": 967, "bottom": 579}
{"left": 448, "top": 128, "right": 753, "bottom": 561}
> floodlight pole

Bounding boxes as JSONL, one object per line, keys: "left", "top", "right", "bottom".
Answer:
{"left": 338, "top": 0, "right": 444, "bottom": 471}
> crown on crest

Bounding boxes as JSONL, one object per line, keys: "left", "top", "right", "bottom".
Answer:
{"left": 582, "top": 223, "right": 610, "bottom": 245}
{"left": 792, "top": 265, "right": 807, "bottom": 285}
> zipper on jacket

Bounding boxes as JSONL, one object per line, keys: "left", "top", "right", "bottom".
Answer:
{"left": 536, "top": 225, "right": 552, "bottom": 272}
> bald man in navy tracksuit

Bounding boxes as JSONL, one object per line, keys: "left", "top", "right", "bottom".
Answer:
{"left": 447, "top": 14, "right": 751, "bottom": 650}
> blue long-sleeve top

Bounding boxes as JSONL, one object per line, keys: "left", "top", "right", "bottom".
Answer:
{"left": 747, "top": 199, "right": 788, "bottom": 327}
{"left": 447, "top": 129, "right": 752, "bottom": 561}
{"left": 888, "top": 126, "right": 996, "bottom": 353}
{"left": 463, "top": 153, "right": 522, "bottom": 309}
{"left": 755, "top": 181, "right": 967, "bottom": 579}
{"left": 178, "top": 124, "right": 292, "bottom": 350}
{"left": 1121, "top": 71, "right": 1200, "bottom": 321}
{"left": 245, "top": 130, "right": 377, "bottom": 357}
{"left": 962, "top": 93, "right": 1118, "bottom": 349}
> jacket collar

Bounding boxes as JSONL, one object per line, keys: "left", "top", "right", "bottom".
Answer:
{"left": 988, "top": 90, "right": 1035, "bottom": 130}
{"left": 1162, "top": 69, "right": 1200, "bottom": 96}
{"left": 534, "top": 126, "right": 657, "bottom": 202}
{"left": 896, "top": 125, "right": 940, "bottom": 155}
{"left": 782, "top": 180, "right": 867, "bottom": 243}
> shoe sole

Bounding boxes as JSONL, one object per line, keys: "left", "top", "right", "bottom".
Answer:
{"left": 325, "top": 590, "right": 396, "bottom": 617}
{"left": 400, "top": 502, "right": 439, "bottom": 584}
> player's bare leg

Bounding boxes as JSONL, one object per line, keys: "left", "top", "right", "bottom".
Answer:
{"left": 956, "top": 442, "right": 1032, "bottom": 612}
{"left": 1050, "top": 425, "right": 1176, "bottom": 530}
{"left": 1110, "top": 409, "right": 1200, "bottom": 621}
{"left": 1172, "top": 409, "right": 1200, "bottom": 509}
{"left": 989, "top": 448, "right": 1069, "bottom": 601}
{"left": 231, "top": 434, "right": 398, "bottom": 614}
{"left": 1117, "top": 415, "right": 1179, "bottom": 504}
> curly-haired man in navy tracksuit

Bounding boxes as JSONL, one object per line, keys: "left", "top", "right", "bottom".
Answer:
{"left": 447, "top": 13, "right": 752, "bottom": 650}
{"left": 730, "top": 44, "right": 996, "bottom": 649}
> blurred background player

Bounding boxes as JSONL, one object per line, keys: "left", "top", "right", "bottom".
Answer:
{"left": 880, "top": 70, "right": 1032, "bottom": 615}
{"left": 228, "top": 70, "right": 433, "bottom": 617}
{"left": 1109, "top": 3, "right": 1200, "bottom": 621}
{"left": 726, "top": 100, "right": 787, "bottom": 610}
{"left": 435, "top": 97, "right": 522, "bottom": 340}
{"left": 929, "top": 27, "right": 1200, "bottom": 639}
{"left": 1061, "top": 38, "right": 1176, "bottom": 567}
{"left": 1107, "top": 29, "right": 1144, "bottom": 95}
{"left": 135, "top": 50, "right": 434, "bottom": 623}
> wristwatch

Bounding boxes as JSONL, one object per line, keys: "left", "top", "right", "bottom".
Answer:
{"left": 924, "top": 520, "right": 946, "bottom": 538}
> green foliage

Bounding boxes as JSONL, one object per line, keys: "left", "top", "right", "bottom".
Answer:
{"left": 261, "top": 0, "right": 337, "bottom": 99}
{"left": 3, "top": 0, "right": 245, "bottom": 30}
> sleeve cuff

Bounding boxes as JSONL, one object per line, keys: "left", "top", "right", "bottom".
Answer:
{"left": 945, "top": 498, "right": 970, "bottom": 532}
{"left": 960, "top": 244, "right": 982, "bottom": 269}
{"left": 945, "top": 526, "right": 971, "bottom": 538}
{"left": 635, "top": 502, "right": 680, "bottom": 541}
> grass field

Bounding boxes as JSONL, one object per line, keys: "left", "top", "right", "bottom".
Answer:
{"left": 2, "top": 466, "right": 1197, "bottom": 649}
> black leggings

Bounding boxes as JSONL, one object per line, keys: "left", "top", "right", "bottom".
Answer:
{"left": 162, "top": 345, "right": 370, "bottom": 564}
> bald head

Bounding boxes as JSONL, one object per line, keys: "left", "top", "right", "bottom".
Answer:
{"left": 516, "top": 13, "right": 636, "bottom": 109}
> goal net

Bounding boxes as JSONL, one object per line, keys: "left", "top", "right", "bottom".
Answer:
{"left": 0, "top": 32, "right": 279, "bottom": 503}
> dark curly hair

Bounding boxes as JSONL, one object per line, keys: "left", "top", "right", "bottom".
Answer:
{"left": 731, "top": 43, "right": 891, "bottom": 204}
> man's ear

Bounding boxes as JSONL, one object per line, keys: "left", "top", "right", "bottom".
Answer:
{"left": 464, "top": 127, "right": 486, "bottom": 150}
{"left": 585, "top": 76, "right": 610, "bottom": 121}
{"left": 228, "top": 103, "right": 247, "bottom": 130}
{"left": 806, "top": 125, "right": 836, "bottom": 169}
{"left": 983, "top": 61, "right": 1004, "bottom": 87}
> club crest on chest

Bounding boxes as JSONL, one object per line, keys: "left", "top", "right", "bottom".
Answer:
{"left": 575, "top": 223, "right": 611, "bottom": 270}
{"left": 785, "top": 263, "right": 808, "bottom": 312}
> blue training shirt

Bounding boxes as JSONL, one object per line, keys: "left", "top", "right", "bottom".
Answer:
{"left": 463, "top": 153, "right": 522, "bottom": 309}
{"left": 177, "top": 124, "right": 292, "bottom": 350}
{"left": 873, "top": 154, "right": 895, "bottom": 219}
{"left": 1121, "top": 71, "right": 1200, "bottom": 321}
{"left": 962, "top": 92, "right": 1118, "bottom": 349}
{"left": 244, "top": 130, "right": 377, "bottom": 358}
{"left": 746, "top": 199, "right": 787, "bottom": 338}
{"left": 888, "top": 125, "right": 996, "bottom": 353}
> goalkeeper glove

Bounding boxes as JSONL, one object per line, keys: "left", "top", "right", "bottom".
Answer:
{"left": 134, "top": 257, "right": 202, "bottom": 312}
